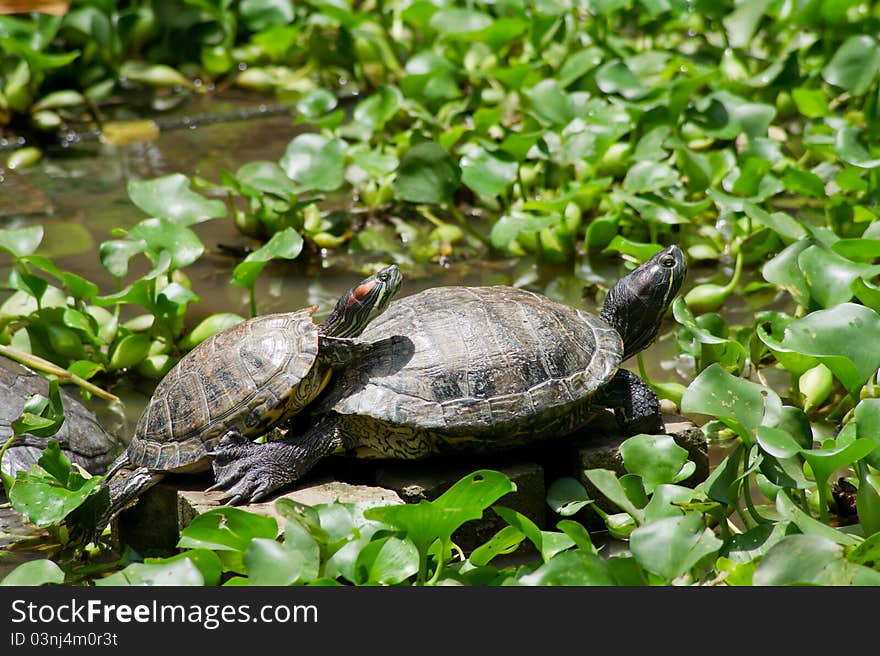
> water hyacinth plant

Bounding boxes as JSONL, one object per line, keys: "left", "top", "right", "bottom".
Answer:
{"left": 2, "top": 1, "right": 880, "bottom": 586}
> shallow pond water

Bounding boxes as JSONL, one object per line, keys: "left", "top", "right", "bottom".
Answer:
{"left": 0, "top": 93, "right": 707, "bottom": 576}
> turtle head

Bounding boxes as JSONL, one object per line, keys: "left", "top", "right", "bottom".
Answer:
{"left": 600, "top": 245, "right": 686, "bottom": 360}
{"left": 318, "top": 265, "right": 403, "bottom": 338}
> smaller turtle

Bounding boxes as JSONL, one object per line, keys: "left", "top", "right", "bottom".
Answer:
{"left": 0, "top": 357, "right": 121, "bottom": 479}
{"left": 104, "top": 264, "right": 403, "bottom": 513}
{"left": 210, "top": 245, "right": 687, "bottom": 503}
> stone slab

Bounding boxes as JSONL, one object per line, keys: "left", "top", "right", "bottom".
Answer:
{"left": 115, "top": 478, "right": 403, "bottom": 555}
{"left": 113, "top": 413, "right": 705, "bottom": 553}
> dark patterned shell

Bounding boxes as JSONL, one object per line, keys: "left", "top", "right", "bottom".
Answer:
{"left": 128, "top": 309, "right": 321, "bottom": 472}
{"left": 319, "top": 286, "right": 623, "bottom": 434}
{"left": 0, "top": 357, "right": 120, "bottom": 477}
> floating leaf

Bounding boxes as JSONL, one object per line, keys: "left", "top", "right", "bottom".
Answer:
{"left": 280, "top": 133, "right": 347, "bottom": 192}
{"left": 127, "top": 174, "right": 225, "bottom": 225}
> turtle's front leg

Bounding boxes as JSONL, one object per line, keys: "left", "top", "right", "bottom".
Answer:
{"left": 208, "top": 422, "right": 342, "bottom": 504}
{"left": 601, "top": 369, "right": 663, "bottom": 435}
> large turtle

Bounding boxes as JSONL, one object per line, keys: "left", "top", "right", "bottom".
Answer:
{"left": 0, "top": 356, "right": 120, "bottom": 478}
{"left": 105, "top": 264, "right": 403, "bottom": 511}
{"left": 210, "top": 245, "right": 687, "bottom": 502}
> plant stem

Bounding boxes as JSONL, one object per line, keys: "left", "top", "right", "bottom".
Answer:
{"left": 0, "top": 345, "right": 121, "bottom": 404}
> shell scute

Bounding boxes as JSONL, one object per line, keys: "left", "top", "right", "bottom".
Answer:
{"left": 129, "top": 309, "right": 321, "bottom": 470}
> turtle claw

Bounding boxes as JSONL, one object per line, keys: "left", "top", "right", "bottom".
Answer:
{"left": 209, "top": 441, "right": 283, "bottom": 505}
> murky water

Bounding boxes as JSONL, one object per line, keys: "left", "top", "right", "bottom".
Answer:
{"left": 0, "top": 94, "right": 708, "bottom": 575}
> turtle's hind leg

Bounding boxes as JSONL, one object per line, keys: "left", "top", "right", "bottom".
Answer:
{"left": 209, "top": 422, "right": 343, "bottom": 504}
{"left": 600, "top": 369, "right": 663, "bottom": 435}
{"left": 106, "top": 468, "right": 166, "bottom": 520}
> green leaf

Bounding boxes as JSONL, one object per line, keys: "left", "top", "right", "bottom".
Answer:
{"left": 546, "top": 477, "right": 593, "bottom": 516}
{"left": 822, "top": 35, "right": 880, "bottom": 95}
{"left": 776, "top": 303, "right": 880, "bottom": 397}
{"left": 460, "top": 146, "right": 517, "bottom": 199}
{"left": 244, "top": 526, "right": 317, "bottom": 586}
{"left": 127, "top": 174, "right": 225, "bottom": 225}
{"left": 525, "top": 79, "right": 574, "bottom": 126}
{"left": 119, "top": 61, "right": 194, "bottom": 88}
{"left": 755, "top": 425, "right": 802, "bottom": 460}
{"left": 490, "top": 211, "right": 560, "bottom": 250}
{"left": 493, "top": 506, "right": 574, "bottom": 562}
{"left": 280, "top": 133, "right": 346, "bottom": 192}
{"left": 799, "top": 245, "right": 880, "bottom": 308}
{"left": 231, "top": 227, "right": 304, "bottom": 289}
{"left": 296, "top": 88, "right": 337, "bottom": 118}
{"left": 775, "top": 490, "right": 861, "bottom": 546}
{"left": 753, "top": 534, "right": 880, "bottom": 585}
{"left": 855, "top": 399, "right": 880, "bottom": 469}
{"left": 468, "top": 526, "right": 527, "bottom": 567}
{"left": 594, "top": 60, "right": 647, "bottom": 100}
{"left": 836, "top": 127, "right": 880, "bottom": 169}
{"left": 782, "top": 167, "right": 825, "bottom": 199}
{"left": 516, "top": 551, "right": 616, "bottom": 585}
{"left": 623, "top": 160, "right": 678, "bottom": 194}
{"left": 681, "top": 363, "right": 777, "bottom": 444}
{"left": 355, "top": 536, "right": 419, "bottom": 584}
{"left": 99, "top": 239, "right": 147, "bottom": 279}
{"left": 178, "top": 507, "right": 278, "bottom": 552}
{"left": 108, "top": 332, "right": 152, "bottom": 371}
{"left": 353, "top": 85, "right": 402, "bottom": 131}
{"left": 428, "top": 8, "right": 492, "bottom": 37}
{"left": 582, "top": 468, "right": 644, "bottom": 524}
{"left": 235, "top": 161, "right": 299, "bottom": 198}
{"left": 96, "top": 558, "right": 205, "bottom": 586}
{"left": 791, "top": 87, "right": 831, "bottom": 118}
{"left": 723, "top": 0, "right": 771, "bottom": 48}
{"left": 629, "top": 513, "right": 722, "bottom": 581}
{"left": 0, "top": 559, "right": 64, "bottom": 586}
{"left": 9, "top": 459, "right": 104, "bottom": 528}
{"left": 393, "top": 141, "right": 461, "bottom": 204}
{"left": 126, "top": 218, "right": 205, "bottom": 269}
{"left": 364, "top": 470, "right": 515, "bottom": 575}
{"left": 0, "top": 225, "right": 43, "bottom": 258}
{"left": 620, "top": 434, "right": 693, "bottom": 494}
{"left": 179, "top": 313, "right": 245, "bottom": 351}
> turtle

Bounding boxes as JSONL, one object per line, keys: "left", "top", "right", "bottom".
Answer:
{"left": 209, "top": 245, "right": 687, "bottom": 503}
{"left": 103, "top": 264, "right": 403, "bottom": 513}
{"left": 0, "top": 356, "right": 121, "bottom": 479}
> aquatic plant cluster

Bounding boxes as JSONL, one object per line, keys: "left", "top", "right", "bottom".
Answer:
{"left": 3, "top": 1, "right": 880, "bottom": 585}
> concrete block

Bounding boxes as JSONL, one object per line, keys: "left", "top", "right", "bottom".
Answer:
{"left": 114, "top": 477, "right": 403, "bottom": 554}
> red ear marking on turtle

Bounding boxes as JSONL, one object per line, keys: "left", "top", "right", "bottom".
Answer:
{"left": 348, "top": 281, "right": 377, "bottom": 306}
{"left": 308, "top": 304, "right": 319, "bottom": 315}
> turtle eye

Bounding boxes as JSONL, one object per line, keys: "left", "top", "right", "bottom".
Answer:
{"left": 378, "top": 270, "right": 389, "bottom": 282}
{"left": 660, "top": 255, "right": 676, "bottom": 268}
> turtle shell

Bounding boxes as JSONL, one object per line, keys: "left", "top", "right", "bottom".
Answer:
{"left": 317, "top": 286, "right": 623, "bottom": 442}
{"left": 127, "top": 309, "right": 323, "bottom": 473}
